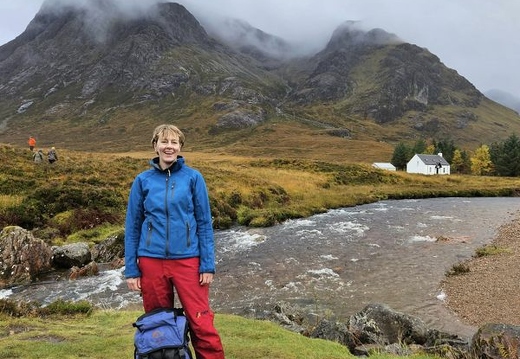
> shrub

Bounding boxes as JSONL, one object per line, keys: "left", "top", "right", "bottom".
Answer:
{"left": 446, "top": 263, "right": 470, "bottom": 276}
{"left": 0, "top": 298, "right": 92, "bottom": 317}
{"left": 475, "top": 245, "right": 510, "bottom": 257}
{"left": 42, "top": 299, "right": 93, "bottom": 316}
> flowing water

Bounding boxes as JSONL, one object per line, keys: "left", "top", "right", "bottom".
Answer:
{"left": 2, "top": 197, "right": 520, "bottom": 338}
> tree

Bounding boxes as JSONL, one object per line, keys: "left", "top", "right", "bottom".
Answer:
{"left": 450, "top": 149, "right": 465, "bottom": 174}
{"left": 435, "top": 138, "right": 456, "bottom": 163}
{"left": 425, "top": 144, "right": 436, "bottom": 154}
{"left": 459, "top": 149, "right": 471, "bottom": 174}
{"left": 412, "top": 139, "right": 427, "bottom": 155}
{"left": 489, "top": 133, "right": 520, "bottom": 176}
{"left": 391, "top": 142, "right": 410, "bottom": 170}
{"left": 451, "top": 149, "right": 471, "bottom": 174}
{"left": 470, "top": 145, "right": 494, "bottom": 175}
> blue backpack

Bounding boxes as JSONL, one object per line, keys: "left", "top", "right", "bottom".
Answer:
{"left": 133, "top": 308, "right": 193, "bottom": 359}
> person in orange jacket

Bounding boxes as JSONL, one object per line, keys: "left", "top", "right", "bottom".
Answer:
{"left": 28, "top": 136, "right": 36, "bottom": 151}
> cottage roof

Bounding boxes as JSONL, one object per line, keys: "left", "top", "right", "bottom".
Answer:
{"left": 372, "top": 162, "right": 396, "bottom": 170}
{"left": 416, "top": 154, "right": 450, "bottom": 166}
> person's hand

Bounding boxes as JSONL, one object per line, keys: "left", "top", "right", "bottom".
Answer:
{"left": 199, "top": 273, "right": 214, "bottom": 286}
{"left": 127, "top": 277, "right": 141, "bottom": 292}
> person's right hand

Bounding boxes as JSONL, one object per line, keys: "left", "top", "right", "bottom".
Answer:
{"left": 127, "top": 277, "right": 141, "bottom": 292}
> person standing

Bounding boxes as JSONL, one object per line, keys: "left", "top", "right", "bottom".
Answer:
{"left": 28, "top": 136, "right": 36, "bottom": 151}
{"left": 47, "top": 147, "right": 58, "bottom": 164}
{"left": 125, "top": 124, "right": 225, "bottom": 359}
{"left": 33, "top": 149, "right": 44, "bottom": 163}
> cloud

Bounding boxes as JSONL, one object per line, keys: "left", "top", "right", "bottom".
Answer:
{"left": 36, "top": 0, "right": 165, "bottom": 42}
{"left": 174, "top": 0, "right": 520, "bottom": 96}
{"left": 1, "top": 0, "right": 520, "bottom": 97}
{"left": 40, "top": 0, "right": 159, "bottom": 15}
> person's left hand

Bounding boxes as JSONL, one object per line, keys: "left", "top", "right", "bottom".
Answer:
{"left": 199, "top": 273, "right": 214, "bottom": 286}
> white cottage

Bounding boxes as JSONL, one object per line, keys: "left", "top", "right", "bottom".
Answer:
{"left": 406, "top": 153, "right": 450, "bottom": 175}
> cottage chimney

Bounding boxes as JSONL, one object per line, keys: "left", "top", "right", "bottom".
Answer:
{"left": 438, "top": 152, "right": 443, "bottom": 157}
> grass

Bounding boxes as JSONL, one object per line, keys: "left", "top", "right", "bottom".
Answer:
{"left": 2, "top": 143, "right": 520, "bottom": 244}
{"left": 0, "top": 308, "right": 442, "bottom": 359}
{"left": 474, "top": 244, "right": 511, "bottom": 257}
{"left": 0, "top": 195, "right": 23, "bottom": 208}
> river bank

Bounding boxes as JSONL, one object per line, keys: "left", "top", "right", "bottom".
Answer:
{"left": 441, "top": 212, "right": 520, "bottom": 328}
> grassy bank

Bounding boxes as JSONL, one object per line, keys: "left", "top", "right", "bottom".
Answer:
{"left": 1, "top": 144, "right": 520, "bottom": 244}
{"left": 0, "top": 309, "right": 441, "bottom": 359}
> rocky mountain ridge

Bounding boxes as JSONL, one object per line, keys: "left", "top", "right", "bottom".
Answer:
{"left": 0, "top": 0, "right": 518, "bottom": 158}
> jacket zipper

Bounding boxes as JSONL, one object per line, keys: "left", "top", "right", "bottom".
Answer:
{"left": 165, "top": 170, "right": 171, "bottom": 256}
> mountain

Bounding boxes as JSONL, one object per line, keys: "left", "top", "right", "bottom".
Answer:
{"left": 0, "top": 0, "right": 519, "bottom": 162}
{"left": 201, "top": 17, "right": 297, "bottom": 68}
{"left": 484, "top": 89, "right": 520, "bottom": 114}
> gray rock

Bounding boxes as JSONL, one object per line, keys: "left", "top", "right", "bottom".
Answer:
{"left": 348, "top": 303, "right": 429, "bottom": 345}
{"left": 215, "top": 109, "right": 267, "bottom": 129}
{"left": 0, "top": 226, "right": 53, "bottom": 288}
{"left": 471, "top": 323, "right": 520, "bottom": 359}
{"left": 91, "top": 229, "right": 125, "bottom": 263}
{"left": 311, "top": 318, "right": 359, "bottom": 350}
{"left": 52, "top": 242, "right": 91, "bottom": 268}
{"left": 311, "top": 303, "right": 471, "bottom": 357}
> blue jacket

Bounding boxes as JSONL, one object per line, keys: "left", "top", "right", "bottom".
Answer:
{"left": 124, "top": 156, "right": 215, "bottom": 278}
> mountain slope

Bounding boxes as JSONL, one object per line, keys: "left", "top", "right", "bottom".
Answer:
{"left": 0, "top": 1, "right": 518, "bottom": 160}
{"left": 485, "top": 89, "right": 520, "bottom": 114}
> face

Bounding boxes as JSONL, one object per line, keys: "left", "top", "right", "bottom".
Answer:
{"left": 154, "top": 133, "right": 181, "bottom": 169}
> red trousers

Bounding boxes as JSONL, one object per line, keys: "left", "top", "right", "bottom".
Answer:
{"left": 139, "top": 257, "right": 225, "bottom": 359}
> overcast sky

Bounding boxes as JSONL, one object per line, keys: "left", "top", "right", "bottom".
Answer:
{"left": 1, "top": 0, "right": 519, "bottom": 97}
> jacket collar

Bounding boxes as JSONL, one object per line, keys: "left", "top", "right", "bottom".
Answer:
{"left": 150, "top": 156, "right": 185, "bottom": 172}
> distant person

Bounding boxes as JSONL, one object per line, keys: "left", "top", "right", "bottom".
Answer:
{"left": 33, "top": 149, "right": 44, "bottom": 164}
{"left": 28, "top": 136, "right": 36, "bottom": 151}
{"left": 47, "top": 147, "right": 58, "bottom": 164}
{"left": 125, "top": 124, "right": 225, "bottom": 359}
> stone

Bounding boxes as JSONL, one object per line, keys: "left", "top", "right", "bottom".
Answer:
{"left": 52, "top": 242, "right": 91, "bottom": 268}
{"left": 0, "top": 226, "right": 53, "bottom": 288}
{"left": 471, "top": 323, "right": 520, "bottom": 359}
{"left": 69, "top": 261, "right": 99, "bottom": 280}
{"left": 91, "top": 229, "right": 125, "bottom": 263}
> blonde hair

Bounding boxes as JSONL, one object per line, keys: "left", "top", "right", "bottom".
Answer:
{"left": 151, "top": 124, "right": 185, "bottom": 148}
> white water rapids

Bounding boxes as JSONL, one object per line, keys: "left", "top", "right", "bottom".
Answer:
{"left": 2, "top": 197, "right": 520, "bottom": 338}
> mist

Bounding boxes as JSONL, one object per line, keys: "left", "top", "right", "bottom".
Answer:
{"left": 1, "top": 0, "right": 520, "bottom": 97}
{"left": 37, "top": 0, "right": 164, "bottom": 43}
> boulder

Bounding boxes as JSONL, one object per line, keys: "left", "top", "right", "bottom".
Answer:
{"left": 69, "top": 261, "right": 99, "bottom": 280}
{"left": 471, "top": 323, "right": 520, "bottom": 359}
{"left": 311, "top": 318, "right": 359, "bottom": 350}
{"left": 311, "top": 303, "right": 470, "bottom": 357}
{"left": 52, "top": 242, "right": 91, "bottom": 268}
{"left": 215, "top": 108, "right": 267, "bottom": 130}
{"left": 91, "top": 229, "right": 125, "bottom": 263}
{"left": 268, "top": 302, "right": 307, "bottom": 334}
{"left": 0, "top": 226, "right": 53, "bottom": 288}
{"left": 109, "top": 257, "right": 125, "bottom": 269}
{"left": 348, "top": 303, "right": 430, "bottom": 345}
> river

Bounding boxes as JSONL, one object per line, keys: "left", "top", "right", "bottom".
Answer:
{"left": 2, "top": 197, "right": 520, "bottom": 338}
